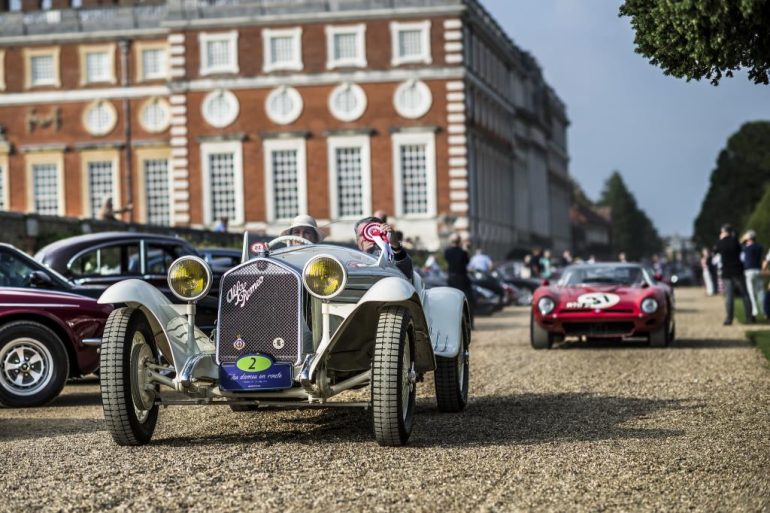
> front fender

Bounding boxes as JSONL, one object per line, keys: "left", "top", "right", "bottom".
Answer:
{"left": 424, "top": 286, "right": 468, "bottom": 358}
{"left": 98, "top": 279, "right": 214, "bottom": 373}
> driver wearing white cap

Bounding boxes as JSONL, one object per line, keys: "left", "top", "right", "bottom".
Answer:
{"left": 280, "top": 214, "right": 323, "bottom": 244}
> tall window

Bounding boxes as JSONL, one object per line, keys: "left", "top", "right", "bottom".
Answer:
{"left": 87, "top": 161, "right": 114, "bottom": 218}
{"left": 144, "top": 159, "right": 170, "bottom": 225}
{"left": 325, "top": 25, "right": 366, "bottom": 69}
{"left": 264, "top": 139, "right": 306, "bottom": 222}
{"left": 328, "top": 136, "right": 371, "bottom": 220}
{"left": 390, "top": 21, "right": 432, "bottom": 66}
{"left": 199, "top": 32, "right": 238, "bottom": 75}
{"left": 263, "top": 28, "right": 303, "bottom": 72}
{"left": 141, "top": 48, "right": 166, "bottom": 80}
{"left": 201, "top": 141, "right": 243, "bottom": 225}
{"left": 30, "top": 55, "right": 55, "bottom": 86}
{"left": 0, "top": 165, "right": 5, "bottom": 210}
{"left": 392, "top": 132, "right": 436, "bottom": 217}
{"left": 85, "top": 51, "right": 110, "bottom": 83}
{"left": 32, "top": 163, "right": 59, "bottom": 215}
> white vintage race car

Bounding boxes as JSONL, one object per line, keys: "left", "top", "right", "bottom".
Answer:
{"left": 96, "top": 234, "right": 471, "bottom": 446}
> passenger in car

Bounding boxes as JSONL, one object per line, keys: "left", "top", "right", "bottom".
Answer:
{"left": 354, "top": 216, "right": 413, "bottom": 278}
{"left": 280, "top": 215, "right": 324, "bottom": 244}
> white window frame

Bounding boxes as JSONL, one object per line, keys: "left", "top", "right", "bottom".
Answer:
{"left": 265, "top": 86, "right": 303, "bottom": 125}
{"left": 327, "top": 135, "right": 371, "bottom": 221}
{"left": 390, "top": 21, "right": 432, "bottom": 66}
{"left": 263, "top": 138, "right": 307, "bottom": 223}
{"left": 81, "top": 150, "right": 121, "bottom": 218}
{"left": 26, "top": 152, "right": 65, "bottom": 216}
{"left": 325, "top": 24, "right": 367, "bottom": 69}
{"left": 201, "top": 141, "right": 245, "bottom": 226}
{"left": 201, "top": 89, "right": 240, "bottom": 128}
{"left": 392, "top": 131, "right": 436, "bottom": 219}
{"left": 393, "top": 79, "right": 433, "bottom": 119}
{"left": 79, "top": 44, "right": 116, "bottom": 85}
{"left": 135, "top": 42, "right": 169, "bottom": 82}
{"left": 262, "top": 27, "right": 303, "bottom": 73}
{"left": 138, "top": 97, "right": 171, "bottom": 133}
{"left": 136, "top": 148, "right": 173, "bottom": 226}
{"left": 199, "top": 31, "right": 239, "bottom": 76}
{"left": 328, "top": 82, "right": 367, "bottom": 122}
{"left": 24, "top": 47, "right": 60, "bottom": 89}
{"left": 82, "top": 100, "right": 118, "bottom": 137}
{"left": 0, "top": 154, "right": 9, "bottom": 211}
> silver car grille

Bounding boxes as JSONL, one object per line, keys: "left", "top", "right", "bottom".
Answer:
{"left": 216, "top": 258, "right": 302, "bottom": 365}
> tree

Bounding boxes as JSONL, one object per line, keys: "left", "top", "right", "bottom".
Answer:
{"left": 619, "top": 0, "right": 770, "bottom": 85}
{"left": 692, "top": 121, "right": 770, "bottom": 247}
{"left": 745, "top": 185, "right": 770, "bottom": 247}
{"left": 598, "top": 171, "right": 663, "bottom": 260}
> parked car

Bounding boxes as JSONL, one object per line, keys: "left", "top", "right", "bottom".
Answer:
{"left": 199, "top": 247, "right": 243, "bottom": 270}
{"left": 35, "top": 232, "right": 219, "bottom": 329}
{"left": 417, "top": 269, "right": 499, "bottom": 315}
{"left": 530, "top": 263, "right": 675, "bottom": 349}
{"left": 95, "top": 231, "right": 471, "bottom": 447}
{"left": 0, "top": 243, "right": 103, "bottom": 298}
{"left": 0, "top": 288, "right": 111, "bottom": 407}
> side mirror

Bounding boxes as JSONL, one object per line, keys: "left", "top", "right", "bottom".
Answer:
{"left": 29, "top": 270, "right": 53, "bottom": 288}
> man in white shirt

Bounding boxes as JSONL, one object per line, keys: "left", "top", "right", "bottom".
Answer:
{"left": 468, "top": 248, "right": 493, "bottom": 272}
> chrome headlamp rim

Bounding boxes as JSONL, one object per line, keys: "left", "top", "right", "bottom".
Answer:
{"left": 167, "top": 255, "right": 213, "bottom": 303}
{"left": 538, "top": 296, "right": 555, "bottom": 315}
{"left": 302, "top": 254, "right": 347, "bottom": 300}
{"left": 641, "top": 297, "right": 659, "bottom": 314}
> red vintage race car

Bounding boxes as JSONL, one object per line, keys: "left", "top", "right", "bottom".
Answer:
{"left": 530, "top": 263, "right": 675, "bottom": 349}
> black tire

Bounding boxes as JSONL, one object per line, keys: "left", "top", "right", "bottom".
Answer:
{"left": 530, "top": 312, "right": 552, "bottom": 349}
{"left": 649, "top": 314, "right": 670, "bottom": 348}
{"left": 100, "top": 308, "right": 159, "bottom": 446}
{"left": 0, "top": 321, "right": 69, "bottom": 407}
{"left": 371, "top": 306, "right": 416, "bottom": 447}
{"left": 435, "top": 314, "right": 470, "bottom": 412}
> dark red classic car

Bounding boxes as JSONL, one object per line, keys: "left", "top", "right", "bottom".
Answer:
{"left": 530, "top": 263, "right": 675, "bottom": 349}
{"left": 0, "top": 288, "right": 111, "bottom": 407}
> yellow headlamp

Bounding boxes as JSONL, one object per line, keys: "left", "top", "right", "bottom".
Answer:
{"left": 167, "top": 256, "right": 212, "bottom": 302}
{"left": 302, "top": 255, "right": 347, "bottom": 300}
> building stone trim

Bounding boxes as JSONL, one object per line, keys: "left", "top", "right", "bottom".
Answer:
{"left": 196, "top": 133, "right": 248, "bottom": 143}
{"left": 260, "top": 130, "right": 311, "bottom": 140}
{"left": 19, "top": 143, "right": 68, "bottom": 153}
{"left": 323, "top": 127, "right": 376, "bottom": 137}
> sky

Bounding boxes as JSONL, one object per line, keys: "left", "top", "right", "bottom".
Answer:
{"left": 481, "top": 0, "right": 770, "bottom": 237}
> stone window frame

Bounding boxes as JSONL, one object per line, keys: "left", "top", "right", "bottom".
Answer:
{"left": 390, "top": 21, "right": 432, "bottom": 66}
{"left": 325, "top": 24, "right": 367, "bottom": 70}
{"left": 327, "top": 134, "right": 372, "bottom": 221}
{"left": 263, "top": 137, "right": 307, "bottom": 223}
{"left": 80, "top": 149, "right": 121, "bottom": 219}
{"left": 0, "top": 50, "right": 5, "bottom": 91}
{"left": 0, "top": 146, "right": 9, "bottom": 210}
{"left": 134, "top": 41, "right": 169, "bottom": 82}
{"left": 265, "top": 86, "right": 303, "bottom": 125}
{"left": 393, "top": 79, "right": 433, "bottom": 119}
{"left": 201, "top": 89, "right": 240, "bottom": 128}
{"left": 78, "top": 43, "right": 117, "bottom": 86}
{"left": 25, "top": 151, "right": 65, "bottom": 216}
{"left": 391, "top": 131, "right": 437, "bottom": 219}
{"left": 138, "top": 97, "right": 171, "bottom": 133}
{"left": 262, "top": 27, "right": 303, "bottom": 73}
{"left": 200, "top": 141, "right": 245, "bottom": 226}
{"left": 328, "top": 82, "right": 367, "bottom": 122}
{"left": 134, "top": 147, "right": 173, "bottom": 226}
{"left": 82, "top": 99, "right": 118, "bottom": 137}
{"left": 24, "top": 47, "right": 60, "bottom": 89}
{"left": 199, "top": 31, "right": 239, "bottom": 76}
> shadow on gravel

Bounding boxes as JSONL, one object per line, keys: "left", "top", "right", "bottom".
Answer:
{"left": 48, "top": 392, "right": 103, "bottom": 407}
{"left": 557, "top": 338, "right": 749, "bottom": 350}
{"left": 410, "top": 393, "right": 686, "bottom": 447}
{"left": 0, "top": 418, "right": 104, "bottom": 442}
{"left": 153, "top": 393, "right": 686, "bottom": 448}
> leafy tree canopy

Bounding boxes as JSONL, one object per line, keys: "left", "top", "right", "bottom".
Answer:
{"left": 598, "top": 171, "right": 663, "bottom": 260}
{"left": 692, "top": 121, "right": 770, "bottom": 247}
{"left": 619, "top": 0, "right": 770, "bottom": 85}
{"left": 745, "top": 185, "right": 770, "bottom": 247}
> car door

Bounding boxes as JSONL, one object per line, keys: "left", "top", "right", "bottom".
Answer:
{"left": 68, "top": 242, "right": 142, "bottom": 288}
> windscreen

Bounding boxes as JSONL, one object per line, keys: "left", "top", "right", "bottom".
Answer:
{"left": 559, "top": 266, "right": 649, "bottom": 287}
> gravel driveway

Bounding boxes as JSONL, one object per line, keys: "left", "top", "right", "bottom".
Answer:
{"left": 1, "top": 287, "right": 768, "bottom": 512}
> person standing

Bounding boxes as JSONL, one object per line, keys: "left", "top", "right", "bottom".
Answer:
{"left": 445, "top": 233, "right": 474, "bottom": 327}
{"left": 740, "top": 230, "right": 764, "bottom": 318}
{"left": 700, "top": 247, "right": 717, "bottom": 296}
{"left": 468, "top": 248, "right": 493, "bottom": 272}
{"left": 540, "top": 249, "right": 553, "bottom": 278}
{"left": 714, "top": 224, "right": 754, "bottom": 325}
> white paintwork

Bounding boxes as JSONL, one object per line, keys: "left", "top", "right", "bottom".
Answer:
{"left": 423, "top": 287, "right": 466, "bottom": 358}
{"left": 98, "top": 279, "right": 214, "bottom": 374}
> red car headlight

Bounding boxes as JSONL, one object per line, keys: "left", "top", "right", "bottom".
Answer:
{"left": 641, "top": 297, "right": 659, "bottom": 314}
{"left": 537, "top": 297, "right": 555, "bottom": 315}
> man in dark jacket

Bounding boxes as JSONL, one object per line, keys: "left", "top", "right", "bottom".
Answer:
{"left": 354, "top": 216, "right": 413, "bottom": 278}
{"left": 714, "top": 224, "right": 754, "bottom": 325}
{"left": 445, "top": 233, "right": 474, "bottom": 327}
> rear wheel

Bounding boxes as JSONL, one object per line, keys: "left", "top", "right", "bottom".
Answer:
{"left": 530, "top": 312, "right": 553, "bottom": 349}
{"left": 372, "top": 306, "right": 416, "bottom": 447}
{"left": 435, "top": 315, "right": 470, "bottom": 412}
{"left": 100, "top": 308, "right": 159, "bottom": 445}
{"left": 0, "top": 322, "right": 69, "bottom": 407}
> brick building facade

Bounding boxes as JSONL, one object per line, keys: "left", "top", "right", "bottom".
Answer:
{"left": 0, "top": 0, "right": 571, "bottom": 258}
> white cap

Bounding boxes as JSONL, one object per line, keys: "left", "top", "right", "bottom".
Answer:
{"left": 280, "top": 214, "right": 323, "bottom": 242}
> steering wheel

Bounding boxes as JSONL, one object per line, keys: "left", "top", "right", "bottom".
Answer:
{"left": 267, "top": 235, "right": 315, "bottom": 248}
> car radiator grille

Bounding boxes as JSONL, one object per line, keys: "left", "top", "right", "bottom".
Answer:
{"left": 216, "top": 258, "right": 302, "bottom": 365}
{"left": 562, "top": 322, "right": 635, "bottom": 337}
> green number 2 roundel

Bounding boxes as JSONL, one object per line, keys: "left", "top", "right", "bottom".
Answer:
{"left": 236, "top": 355, "right": 273, "bottom": 373}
